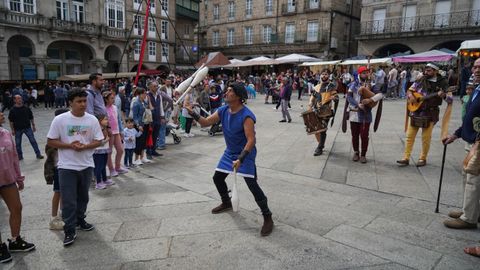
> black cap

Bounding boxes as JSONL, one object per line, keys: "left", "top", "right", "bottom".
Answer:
{"left": 231, "top": 83, "right": 248, "bottom": 103}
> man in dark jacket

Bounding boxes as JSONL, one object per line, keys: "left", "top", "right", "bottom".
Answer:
{"left": 279, "top": 77, "right": 292, "bottom": 123}
{"left": 443, "top": 58, "right": 480, "bottom": 230}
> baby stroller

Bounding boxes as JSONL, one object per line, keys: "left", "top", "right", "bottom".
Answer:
{"left": 166, "top": 122, "right": 181, "bottom": 144}
{"left": 195, "top": 105, "right": 223, "bottom": 137}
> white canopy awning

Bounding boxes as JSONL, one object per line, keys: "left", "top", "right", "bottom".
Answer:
{"left": 339, "top": 58, "right": 393, "bottom": 66}
{"left": 457, "top": 39, "right": 480, "bottom": 54}
{"left": 299, "top": 60, "right": 341, "bottom": 66}
{"left": 223, "top": 59, "right": 245, "bottom": 68}
{"left": 276, "top": 53, "right": 321, "bottom": 64}
{"left": 237, "top": 56, "right": 279, "bottom": 67}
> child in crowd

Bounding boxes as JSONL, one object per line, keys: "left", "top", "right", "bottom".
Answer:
{"left": 93, "top": 114, "right": 115, "bottom": 190}
{"left": 123, "top": 118, "right": 142, "bottom": 168}
{"left": 462, "top": 83, "right": 474, "bottom": 120}
{"left": 44, "top": 108, "right": 69, "bottom": 230}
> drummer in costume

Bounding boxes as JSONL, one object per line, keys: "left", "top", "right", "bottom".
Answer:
{"left": 397, "top": 63, "right": 452, "bottom": 167}
{"left": 308, "top": 69, "right": 338, "bottom": 156}
{"left": 347, "top": 66, "right": 383, "bottom": 163}
{"left": 185, "top": 84, "right": 274, "bottom": 236}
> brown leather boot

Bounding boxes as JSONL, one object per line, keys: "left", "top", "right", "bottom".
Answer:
{"left": 211, "top": 201, "right": 232, "bottom": 214}
{"left": 261, "top": 214, "right": 274, "bottom": 236}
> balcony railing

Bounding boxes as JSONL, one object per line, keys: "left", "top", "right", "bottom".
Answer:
{"left": 0, "top": 9, "right": 127, "bottom": 39}
{"left": 360, "top": 10, "right": 480, "bottom": 36}
{"left": 203, "top": 31, "right": 327, "bottom": 48}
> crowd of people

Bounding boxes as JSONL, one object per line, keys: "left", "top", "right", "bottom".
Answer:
{"left": 0, "top": 58, "right": 479, "bottom": 263}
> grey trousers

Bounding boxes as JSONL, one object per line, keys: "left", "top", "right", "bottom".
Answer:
{"left": 281, "top": 99, "right": 291, "bottom": 121}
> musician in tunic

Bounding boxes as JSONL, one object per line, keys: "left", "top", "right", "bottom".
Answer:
{"left": 307, "top": 69, "right": 338, "bottom": 156}
{"left": 397, "top": 63, "right": 452, "bottom": 167}
{"left": 347, "top": 66, "right": 383, "bottom": 163}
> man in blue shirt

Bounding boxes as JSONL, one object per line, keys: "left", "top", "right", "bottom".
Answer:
{"left": 86, "top": 73, "right": 106, "bottom": 117}
{"left": 443, "top": 58, "right": 480, "bottom": 229}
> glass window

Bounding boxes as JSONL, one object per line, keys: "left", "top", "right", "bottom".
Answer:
{"left": 434, "top": 0, "right": 451, "bottom": 28}
{"left": 285, "top": 23, "right": 295, "bottom": 43}
{"left": 263, "top": 25, "right": 272, "bottom": 43}
{"left": 134, "top": 15, "right": 144, "bottom": 35}
{"left": 161, "top": 43, "right": 169, "bottom": 62}
{"left": 65, "top": 50, "right": 80, "bottom": 60}
{"left": 307, "top": 21, "right": 318, "bottom": 42}
{"left": 47, "top": 48, "right": 61, "bottom": 59}
{"left": 213, "top": 31, "right": 219, "bottom": 46}
{"left": 191, "top": 1, "right": 199, "bottom": 11}
{"left": 246, "top": 0, "right": 252, "bottom": 16}
{"left": 148, "top": 41, "right": 156, "bottom": 61}
{"left": 244, "top": 27, "right": 253, "bottom": 45}
{"left": 56, "top": 0, "right": 68, "bottom": 20}
{"left": 9, "top": 0, "right": 36, "bottom": 14}
{"left": 106, "top": 0, "right": 125, "bottom": 28}
{"left": 161, "top": 20, "right": 168, "bottom": 39}
{"left": 228, "top": 2, "right": 235, "bottom": 19}
{"left": 265, "top": 0, "right": 273, "bottom": 15}
{"left": 372, "top": 8, "right": 386, "bottom": 33}
{"left": 19, "top": 46, "right": 32, "bottom": 57}
{"left": 161, "top": 0, "right": 168, "bottom": 16}
{"left": 133, "top": 39, "right": 141, "bottom": 54}
{"left": 227, "top": 29, "right": 234, "bottom": 46}
{"left": 23, "top": 0, "right": 35, "bottom": 14}
{"left": 149, "top": 17, "right": 155, "bottom": 32}
{"left": 73, "top": 0, "right": 85, "bottom": 23}
{"left": 213, "top": 4, "right": 219, "bottom": 20}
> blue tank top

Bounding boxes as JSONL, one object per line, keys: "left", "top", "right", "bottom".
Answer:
{"left": 215, "top": 105, "right": 257, "bottom": 178}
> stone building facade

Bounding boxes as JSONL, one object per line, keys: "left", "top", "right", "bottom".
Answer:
{"left": 175, "top": 0, "right": 199, "bottom": 69}
{"left": 357, "top": 0, "right": 480, "bottom": 57}
{"left": 0, "top": 0, "right": 177, "bottom": 81}
{"left": 198, "top": 0, "right": 361, "bottom": 61}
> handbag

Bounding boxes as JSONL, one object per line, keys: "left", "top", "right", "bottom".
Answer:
{"left": 142, "top": 102, "right": 153, "bottom": 124}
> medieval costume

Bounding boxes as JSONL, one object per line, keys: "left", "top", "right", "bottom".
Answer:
{"left": 308, "top": 71, "right": 338, "bottom": 156}
{"left": 397, "top": 63, "right": 451, "bottom": 167}
{"left": 347, "top": 66, "right": 383, "bottom": 163}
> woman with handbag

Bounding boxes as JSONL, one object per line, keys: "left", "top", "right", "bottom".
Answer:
{"left": 132, "top": 88, "right": 153, "bottom": 165}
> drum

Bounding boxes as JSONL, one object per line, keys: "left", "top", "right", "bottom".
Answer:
{"left": 301, "top": 110, "right": 329, "bottom": 135}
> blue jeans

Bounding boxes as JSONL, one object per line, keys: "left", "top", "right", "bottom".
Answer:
{"left": 124, "top": 149, "right": 134, "bottom": 166}
{"left": 400, "top": 79, "right": 407, "bottom": 99}
{"left": 157, "top": 123, "right": 166, "bottom": 148}
{"left": 93, "top": 153, "right": 108, "bottom": 184}
{"left": 14, "top": 128, "right": 41, "bottom": 158}
{"left": 58, "top": 168, "right": 92, "bottom": 234}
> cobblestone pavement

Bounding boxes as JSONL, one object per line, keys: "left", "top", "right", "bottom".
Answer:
{"left": 1, "top": 97, "right": 479, "bottom": 269}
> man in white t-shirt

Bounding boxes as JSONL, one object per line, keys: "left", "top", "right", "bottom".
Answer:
{"left": 47, "top": 88, "right": 103, "bottom": 247}
{"left": 386, "top": 65, "right": 399, "bottom": 99}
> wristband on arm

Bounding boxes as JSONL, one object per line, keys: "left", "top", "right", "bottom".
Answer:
{"left": 238, "top": 150, "right": 250, "bottom": 163}
{"left": 189, "top": 110, "right": 201, "bottom": 121}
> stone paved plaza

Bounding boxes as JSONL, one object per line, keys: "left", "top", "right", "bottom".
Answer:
{"left": 1, "top": 97, "right": 479, "bottom": 270}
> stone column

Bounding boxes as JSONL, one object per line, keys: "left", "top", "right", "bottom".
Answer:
{"left": 90, "top": 59, "right": 108, "bottom": 73}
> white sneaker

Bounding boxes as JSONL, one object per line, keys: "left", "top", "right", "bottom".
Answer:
{"left": 188, "top": 133, "right": 195, "bottom": 138}
{"left": 133, "top": 159, "right": 143, "bottom": 166}
{"left": 141, "top": 158, "right": 152, "bottom": 163}
{"left": 184, "top": 133, "right": 190, "bottom": 138}
{"left": 49, "top": 216, "right": 64, "bottom": 230}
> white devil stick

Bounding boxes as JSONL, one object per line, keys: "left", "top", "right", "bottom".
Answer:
{"left": 231, "top": 169, "right": 239, "bottom": 212}
{"left": 174, "top": 63, "right": 205, "bottom": 95}
{"left": 174, "top": 66, "right": 209, "bottom": 105}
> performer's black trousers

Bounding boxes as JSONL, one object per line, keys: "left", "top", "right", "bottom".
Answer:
{"left": 213, "top": 169, "right": 271, "bottom": 215}
{"left": 318, "top": 131, "right": 327, "bottom": 150}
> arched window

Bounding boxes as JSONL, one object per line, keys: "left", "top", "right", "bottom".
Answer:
{"left": 8, "top": 0, "right": 36, "bottom": 14}
{"left": 105, "top": 0, "right": 125, "bottom": 28}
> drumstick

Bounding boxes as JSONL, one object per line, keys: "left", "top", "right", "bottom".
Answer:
{"left": 232, "top": 169, "right": 239, "bottom": 212}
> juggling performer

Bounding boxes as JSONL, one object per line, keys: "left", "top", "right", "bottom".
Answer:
{"left": 185, "top": 83, "right": 274, "bottom": 237}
